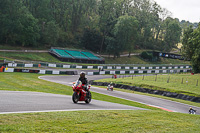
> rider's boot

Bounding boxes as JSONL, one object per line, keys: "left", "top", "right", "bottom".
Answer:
{"left": 85, "top": 88, "right": 89, "bottom": 97}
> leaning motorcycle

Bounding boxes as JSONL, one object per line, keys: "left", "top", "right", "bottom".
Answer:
{"left": 107, "top": 84, "right": 113, "bottom": 91}
{"left": 72, "top": 81, "right": 91, "bottom": 104}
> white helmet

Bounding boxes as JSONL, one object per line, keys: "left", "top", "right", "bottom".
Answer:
{"left": 80, "top": 71, "right": 86, "bottom": 78}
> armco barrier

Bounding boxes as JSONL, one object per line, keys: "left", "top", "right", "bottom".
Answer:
{"left": 3, "top": 68, "right": 191, "bottom": 75}
{"left": 87, "top": 69, "right": 191, "bottom": 75}
{"left": 4, "top": 68, "right": 78, "bottom": 75}
{"left": 7, "top": 63, "right": 192, "bottom": 70}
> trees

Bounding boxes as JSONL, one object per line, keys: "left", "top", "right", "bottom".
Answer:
{"left": 113, "top": 15, "right": 139, "bottom": 57}
{"left": 182, "top": 26, "right": 194, "bottom": 60}
{"left": 81, "top": 28, "right": 102, "bottom": 52}
{"left": 0, "top": 0, "right": 40, "bottom": 46}
{"left": 105, "top": 36, "right": 117, "bottom": 57}
{"left": 182, "top": 25, "right": 200, "bottom": 73}
{"left": 0, "top": 0, "right": 185, "bottom": 54}
{"left": 17, "top": 12, "right": 40, "bottom": 46}
{"left": 98, "top": 0, "right": 118, "bottom": 55}
{"left": 164, "top": 18, "right": 182, "bottom": 51}
{"left": 41, "top": 21, "right": 59, "bottom": 46}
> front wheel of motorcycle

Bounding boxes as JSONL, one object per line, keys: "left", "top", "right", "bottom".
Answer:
{"left": 72, "top": 92, "right": 79, "bottom": 103}
{"left": 85, "top": 91, "right": 91, "bottom": 104}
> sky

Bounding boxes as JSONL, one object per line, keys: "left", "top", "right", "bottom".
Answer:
{"left": 154, "top": 0, "right": 200, "bottom": 23}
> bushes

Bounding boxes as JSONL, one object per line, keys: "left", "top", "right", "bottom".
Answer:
{"left": 141, "top": 51, "right": 154, "bottom": 61}
{"left": 81, "top": 28, "right": 103, "bottom": 52}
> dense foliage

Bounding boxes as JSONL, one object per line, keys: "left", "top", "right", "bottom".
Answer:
{"left": 182, "top": 25, "right": 200, "bottom": 73}
{"left": 141, "top": 51, "right": 154, "bottom": 61}
{"left": 0, "top": 0, "right": 189, "bottom": 56}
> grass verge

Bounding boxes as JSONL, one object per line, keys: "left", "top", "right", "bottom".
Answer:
{"left": 0, "top": 110, "right": 200, "bottom": 133}
{"left": 95, "top": 74, "right": 200, "bottom": 97}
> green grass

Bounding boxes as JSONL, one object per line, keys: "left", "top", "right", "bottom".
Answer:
{"left": 0, "top": 44, "right": 47, "bottom": 50}
{"left": 0, "top": 110, "right": 200, "bottom": 133}
{"left": 0, "top": 73, "right": 72, "bottom": 94}
{"left": 0, "top": 52, "right": 62, "bottom": 63}
{"left": 105, "top": 55, "right": 189, "bottom": 64}
{"left": 0, "top": 51, "right": 189, "bottom": 65}
{"left": 95, "top": 74, "right": 200, "bottom": 97}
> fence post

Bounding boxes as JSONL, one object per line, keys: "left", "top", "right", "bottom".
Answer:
{"left": 196, "top": 79, "right": 198, "bottom": 86}
{"left": 167, "top": 76, "right": 170, "bottom": 83}
{"left": 181, "top": 78, "right": 183, "bottom": 84}
{"left": 155, "top": 74, "right": 157, "bottom": 81}
{"left": 142, "top": 75, "right": 144, "bottom": 80}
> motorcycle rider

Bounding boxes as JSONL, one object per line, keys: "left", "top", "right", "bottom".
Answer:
{"left": 189, "top": 107, "right": 196, "bottom": 114}
{"left": 107, "top": 82, "right": 113, "bottom": 91}
{"left": 78, "top": 71, "right": 88, "bottom": 92}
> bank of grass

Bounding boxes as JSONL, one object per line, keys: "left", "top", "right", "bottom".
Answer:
{"left": 0, "top": 110, "right": 200, "bottom": 133}
{"left": 0, "top": 73, "right": 72, "bottom": 95}
{"left": 0, "top": 52, "right": 62, "bottom": 63}
{"left": 0, "top": 73, "right": 155, "bottom": 110}
{"left": 105, "top": 55, "right": 189, "bottom": 64}
{"left": 95, "top": 74, "right": 200, "bottom": 97}
{"left": 0, "top": 51, "right": 189, "bottom": 65}
{"left": 0, "top": 45, "right": 47, "bottom": 50}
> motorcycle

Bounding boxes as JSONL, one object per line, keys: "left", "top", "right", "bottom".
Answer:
{"left": 189, "top": 109, "right": 196, "bottom": 114}
{"left": 107, "top": 84, "right": 113, "bottom": 91}
{"left": 72, "top": 81, "right": 91, "bottom": 104}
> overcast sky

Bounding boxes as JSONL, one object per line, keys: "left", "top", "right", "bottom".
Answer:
{"left": 154, "top": 0, "right": 200, "bottom": 23}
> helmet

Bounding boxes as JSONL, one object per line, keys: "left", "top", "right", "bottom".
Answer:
{"left": 80, "top": 71, "right": 86, "bottom": 78}
{"left": 190, "top": 107, "right": 192, "bottom": 109}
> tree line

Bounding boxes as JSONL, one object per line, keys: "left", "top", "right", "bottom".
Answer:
{"left": 182, "top": 25, "right": 200, "bottom": 73}
{"left": 0, "top": 0, "right": 196, "bottom": 57}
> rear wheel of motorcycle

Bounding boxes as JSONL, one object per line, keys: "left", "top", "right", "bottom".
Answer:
{"left": 85, "top": 91, "right": 91, "bottom": 104}
{"left": 72, "top": 92, "right": 79, "bottom": 103}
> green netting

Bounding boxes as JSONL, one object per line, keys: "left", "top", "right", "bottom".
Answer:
{"left": 51, "top": 49, "right": 103, "bottom": 61}
{"left": 65, "top": 50, "right": 88, "bottom": 59}
{"left": 53, "top": 49, "right": 73, "bottom": 58}
{"left": 81, "top": 51, "right": 100, "bottom": 60}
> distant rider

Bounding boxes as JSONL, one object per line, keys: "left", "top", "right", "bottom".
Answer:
{"left": 189, "top": 107, "right": 196, "bottom": 114}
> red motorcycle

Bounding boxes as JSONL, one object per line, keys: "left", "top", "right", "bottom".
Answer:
{"left": 72, "top": 81, "right": 92, "bottom": 104}
{"left": 107, "top": 83, "right": 113, "bottom": 91}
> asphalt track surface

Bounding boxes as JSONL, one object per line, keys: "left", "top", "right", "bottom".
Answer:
{"left": 0, "top": 90, "right": 146, "bottom": 114}
{"left": 39, "top": 75, "right": 200, "bottom": 115}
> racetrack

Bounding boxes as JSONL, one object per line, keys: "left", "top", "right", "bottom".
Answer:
{"left": 1, "top": 75, "right": 199, "bottom": 115}
{"left": 39, "top": 75, "right": 200, "bottom": 114}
